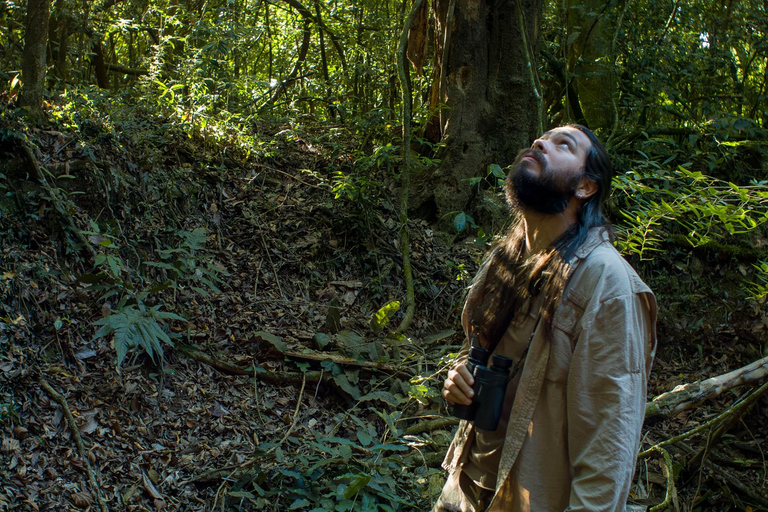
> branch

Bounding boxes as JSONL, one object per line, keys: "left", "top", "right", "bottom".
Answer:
{"left": 281, "top": 0, "right": 346, "bottom": 71}
{"left": 677, "top": 440, "right": 768, "bottom": 507}
{"left": 261, "top": 16, "right": 312, "bottom": 109}
{"left": 281, "top": 349, "right": 409, "bottom": 377}
{"left": 40, "top": 378, "right": 109, "bottom": 512}
{"left": 646, "top": 355, "right": 768, "bottom": 419}
{"left": 105, "top": 62, "right": 148, "bottom": 76}
{"left": 175, "top": 343, "right": 325, "bottom": 384}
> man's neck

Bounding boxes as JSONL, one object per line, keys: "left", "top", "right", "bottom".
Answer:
{"left": 521, "top": 208, "right": 577, "bottom": 256}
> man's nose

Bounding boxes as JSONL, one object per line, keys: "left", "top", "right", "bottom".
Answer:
{"left": 532, "top": 138, "right": 549, "bottom": 152}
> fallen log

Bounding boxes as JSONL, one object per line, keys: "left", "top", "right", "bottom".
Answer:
{"left": 646, "top": 355, "right": 768, "bottom": 419}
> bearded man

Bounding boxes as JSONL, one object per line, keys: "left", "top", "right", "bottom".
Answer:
{"left": 435, "top": 125, "right": 657, "bottom": 511}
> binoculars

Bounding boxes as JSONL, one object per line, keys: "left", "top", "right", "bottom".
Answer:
{"left": 452, "top": 344, "right": 512, "bottom": 431}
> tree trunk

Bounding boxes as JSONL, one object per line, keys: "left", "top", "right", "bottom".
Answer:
{"left": 415, "top": 0, "right": 543, "bottom": 225}
{"left": 19, "top": 0, "right": 52, "bottom": 118}
{"left": 91, "top": 40, "right": 109, "bottom": 89}
{"left": 565, "top": 0, "right": 621, "bottom": 130}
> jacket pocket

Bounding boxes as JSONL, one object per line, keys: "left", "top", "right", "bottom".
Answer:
{"left": 546, "top": 292, "right": 586, "bottom": 382}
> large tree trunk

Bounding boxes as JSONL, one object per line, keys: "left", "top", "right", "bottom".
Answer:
{"left": 19, "top": 0, "right": 52, "bottom": 118}
{"left": 414, "top": 0, "right": 543, "bottom": 226}
{"left": 565, "top": 0, "right": 623, "bottom": 130}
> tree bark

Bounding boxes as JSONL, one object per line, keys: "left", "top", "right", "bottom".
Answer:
{"left": 565, "top": 0, "right": 621, "bottom": 130}
{"left": 415, "top": 0, "right": 543, "bottom": 225}
{"left": 19, "top": 0, "right": 52, "bottom": 118}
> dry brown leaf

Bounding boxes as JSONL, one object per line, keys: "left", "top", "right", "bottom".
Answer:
{"left": 141, "top": 468, "right": 163, "bottom": 500}
{"left": 1, "top": 437, "right": 20, "bottom": 454}
{"left": 71, "top": 491, "right": 93, "bottom": 509}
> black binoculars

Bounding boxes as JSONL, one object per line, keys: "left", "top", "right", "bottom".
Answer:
{"left": 452, "top": 344, "right": 512, "bottom": 431}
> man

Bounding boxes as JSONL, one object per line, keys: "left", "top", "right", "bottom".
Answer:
{"left": 435, "top": 125, "right": 657, "bottom": 511}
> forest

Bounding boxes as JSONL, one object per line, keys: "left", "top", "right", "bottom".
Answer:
{"left": 1, "top": 0, "right": 768, "bottom": 510}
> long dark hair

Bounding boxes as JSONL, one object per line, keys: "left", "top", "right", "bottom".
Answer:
{"left": 466, "top": 124, "right": 614, "bottom": 348}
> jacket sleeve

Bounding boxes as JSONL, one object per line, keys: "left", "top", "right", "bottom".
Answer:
{"left": 565, "top": 293, "right": 656, "bottom": 512}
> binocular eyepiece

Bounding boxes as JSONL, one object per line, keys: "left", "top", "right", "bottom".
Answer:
{"left": 452, "top": 344, "right": 513, "bottom": 431}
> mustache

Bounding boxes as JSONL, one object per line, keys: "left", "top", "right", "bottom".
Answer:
{"left": 513, "top": 148, "right": 546, "bottom": 169}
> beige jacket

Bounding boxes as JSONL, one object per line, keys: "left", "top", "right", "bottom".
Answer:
{"left": 443, "top": 228, "right": 657, "bottom": 512}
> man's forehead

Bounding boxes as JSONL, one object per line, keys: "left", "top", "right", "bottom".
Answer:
{"left": 541, "top": 126, "right": 591, "bottom": 148}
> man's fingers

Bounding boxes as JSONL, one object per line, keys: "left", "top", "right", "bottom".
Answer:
{"left": 443, "top": 366, "right": 475, "bottom": 406}
{"left": 456, "top": 364, "right": 474, "bottom": 385}
{"left": 442, "top": 383, "right": 472, "bottom": 406}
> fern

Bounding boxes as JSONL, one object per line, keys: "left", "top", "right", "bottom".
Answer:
{"left": 94, "top": 303, "right": 186, "bottom": 367}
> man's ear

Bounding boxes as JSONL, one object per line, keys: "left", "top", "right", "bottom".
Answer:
{"left": 576, "top": 177, "right": 598, "bottom": 200}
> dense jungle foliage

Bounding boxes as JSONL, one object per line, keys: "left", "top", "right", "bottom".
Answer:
{"left": 1, "top": 0, "right": 768, "bottom": 510}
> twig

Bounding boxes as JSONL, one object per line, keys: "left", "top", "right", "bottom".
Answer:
{"left": 281, "top": 348, "right": 409, "bottom": 376}
{"left": 677, "top": 441, "right": 768, "bottom": 508}
{"left": 213, "top": 373, "right": 307, "bottom": 509}
{"left": 40, "top": 378, "right": 109, "bottom": 512}
{"left": 258, "top": 227, "right": 284, "bottom": 298}
{"left": 640, "top": 378, "right": 768, "bottom": 456}
{"left": 268, "top": 372, "right": 307, "bottom": 453}
{"left": 253, "top": 163, "right": 327, "bottom": 190}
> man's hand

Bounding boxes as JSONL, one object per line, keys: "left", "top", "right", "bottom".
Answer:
{"left": 442, "top": 364, "right": 475, "bottom": 405}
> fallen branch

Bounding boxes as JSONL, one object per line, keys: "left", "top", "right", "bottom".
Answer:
{"left": 646, "top": 355, "right": 768, "bottom": 419}
{"left": 281, "top": 349, "right": 408, "bottom": 376}
{"left": 40, "top": 378, "right": 109, "bottom": 512}
{"left": 175, "top": 343, "right": 325, "bottom": 384}
{"left": 402, "top": 417, "right": 458, "bottom": 436}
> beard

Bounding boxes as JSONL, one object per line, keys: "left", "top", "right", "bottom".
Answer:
{"left": 505, "top": 148, "right": 583, "bottom": 215}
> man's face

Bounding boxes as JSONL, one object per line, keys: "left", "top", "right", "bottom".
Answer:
{"left": 506, "top": 126, "right": 593, "bottom": 215}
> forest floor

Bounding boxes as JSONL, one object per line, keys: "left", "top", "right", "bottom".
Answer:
{"left": 1, "top": 100, "right": 768, "bottom": 511}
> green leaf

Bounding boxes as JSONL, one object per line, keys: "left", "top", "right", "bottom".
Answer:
{"left": 228, "top": 490, "right": 256, "bottom": 499}
{"left": 255, "top": 331, "right": 286, "bottom": 351}
{"left": 358, "top": 391, "right": 402, "bottom": 407}
{"left": 332, "top": 373, "right": 360, "bottom": 399}
{"left": 356, "top": 429, "right": 373, "bottom": 447}
{"left": 336, "top": 330, "right": 364, "bottom": 348}
{"left": 145, "top": 281, "right": 173, "bottom": 294}
{"left": 369, "top": 301, "right": 400, "bottom": 333}
{"left": 289, "top": 498, "right": 310, "bottom": 509}
{"left": 488, "top": 163, "right": 505, "bottom": 179}
{"left": 313, "top": 333, "right": 331, "bottom": 349}
{"left": 454, "top": 212, "right": 467, "bottom": 233}
{"left": 343, "top": 473, "right": 372, "bottom": 499}
{"left": 369, "top": 443, "right": 408, "bottom": 452}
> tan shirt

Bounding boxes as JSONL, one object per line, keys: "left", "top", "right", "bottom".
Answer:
{"left": 442, "top": 228, "right": 658, "bottom": 512}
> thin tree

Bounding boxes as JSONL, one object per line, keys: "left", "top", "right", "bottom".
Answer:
{"left": 19, "top": 0, "right": 52, "bottom": 118}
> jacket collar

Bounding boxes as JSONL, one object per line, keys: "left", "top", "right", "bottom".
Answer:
{"left": 573, "top": 226, "right": 612, "bottom": 261}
